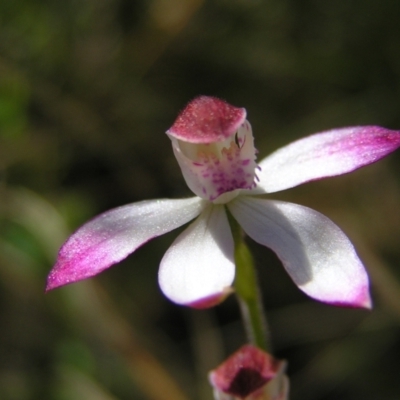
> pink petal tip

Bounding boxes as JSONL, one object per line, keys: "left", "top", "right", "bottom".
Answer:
{"left": 329, "top": 285, "right": 372, "bottom": 310}
{"left": 187, "top": 287, "right": 234, "bottom": 309}
{"left": 45, "top": 230, "right": 128, "bottom": 292}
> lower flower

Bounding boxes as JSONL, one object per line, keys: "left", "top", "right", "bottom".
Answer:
{"left": 209, "top": 345, "right": 289, "bottom": 400}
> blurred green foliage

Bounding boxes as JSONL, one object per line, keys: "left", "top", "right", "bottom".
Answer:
{"left": 1, "top": 0, "right": 400, "bottom": 399}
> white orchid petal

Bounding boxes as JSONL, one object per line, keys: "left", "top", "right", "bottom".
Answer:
{"left": 159, "top": 205, "right": 235, "bottom": 307}
{"left": 256, "top": 126, "right": 400, "bottom": 193}
{"left": 47, "top": 197, "right": 205, "bottom": 290}
{"left": 229, "top": 197, "right": 371, "bottom": 308}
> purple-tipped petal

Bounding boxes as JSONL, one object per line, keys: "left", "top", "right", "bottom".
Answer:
{"left": 158, "top": 205, "right": 235, "bottom": 307}
{"left": 256, "top": 126, "right": 400, "bottom": 193}
{"left": 229, "top": 197, "right": 371, "bottom": 308}
{"left": 167, "top": 96, "right": 246, "bottom": 143}
{"left": 46, "top": 197, "right": 205, "bottom": 291}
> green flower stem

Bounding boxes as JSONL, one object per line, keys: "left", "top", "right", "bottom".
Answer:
{"left": 228, "top": 212, "right": 271, "bottom": 352}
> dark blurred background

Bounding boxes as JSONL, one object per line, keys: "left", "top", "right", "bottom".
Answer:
{"left": 1, "top": 0, "right": 400, "bottom": 399}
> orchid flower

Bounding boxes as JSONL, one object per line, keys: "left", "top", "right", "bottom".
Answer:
{"left": 209, "top": 345, "right": 289, "bottom": 400}
{"left": 47, "top": 96, "right": 400, "bottom": 308}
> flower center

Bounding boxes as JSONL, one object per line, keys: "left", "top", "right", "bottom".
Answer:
{"left": 191, "top": 133, "right": 251, "bottom": 197}
{"left": 170, "top": 121, "right": 258, "bottom": 203}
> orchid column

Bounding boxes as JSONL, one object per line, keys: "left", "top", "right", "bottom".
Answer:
{"left": 165, "top": 96, "right": 271, "bottom": 349}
